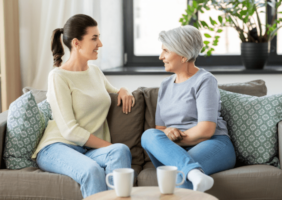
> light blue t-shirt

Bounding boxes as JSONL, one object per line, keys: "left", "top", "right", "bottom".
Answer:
{"left": 155, "top": 68, "right": 229, "bottom": 138}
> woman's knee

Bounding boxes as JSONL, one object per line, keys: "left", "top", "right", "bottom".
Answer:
{"left": 226, "top": 141, "right": 237, "bottom": 168}
{"left": 111, "top": 143, "right": 131, "bottom": 159}
{"left": 215, "top": 136, "right": 236, "bottom": 168}
{"left": 197, "top": 138, "right": 236, "bottom": 174}
{"left": 141, "top": 128, "right": 163, "bottom": 148}
{"left": 82, "top": 162, "right": 104, "bottom": 181}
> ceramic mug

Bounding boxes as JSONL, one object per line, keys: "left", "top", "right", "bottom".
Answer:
{"left": 157, "top": 166, "right": 185, "bottom": 194}
{"left": 106, "top": 168, "right": 134, "bottom": 197}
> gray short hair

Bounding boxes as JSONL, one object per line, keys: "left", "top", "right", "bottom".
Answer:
{"left": 159, "top": 25, "right": 203, "bottom": 62}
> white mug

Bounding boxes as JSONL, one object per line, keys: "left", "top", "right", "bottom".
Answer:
{"left": 157, "top": 166, "right": 185, "bottom": 194}
{"left": 106, "top": 168, "right": 134, "bottom": 197}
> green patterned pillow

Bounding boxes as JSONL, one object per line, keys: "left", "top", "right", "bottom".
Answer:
{"left": 38, "top": 99, "right": 53, "bottom": 122}
{"left": 3, "top": 92, "right": 52, "bottom": 169}
{"left": 219, "top": 89, "right": 282, "bottom": 168}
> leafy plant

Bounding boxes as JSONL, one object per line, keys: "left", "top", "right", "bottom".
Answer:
{"left": 179, "top": 0, "right": 282, "bottom": 56}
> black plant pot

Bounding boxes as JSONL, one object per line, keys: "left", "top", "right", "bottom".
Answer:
{"left": 241, "top": 42, "right": 270, "bottom": 70}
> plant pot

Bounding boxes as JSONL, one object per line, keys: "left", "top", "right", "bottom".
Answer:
{"left": 241, "top": 42, "right": 270, "bottom": 70}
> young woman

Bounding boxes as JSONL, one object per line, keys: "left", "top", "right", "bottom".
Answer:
{"left": 32, "top": 14, "right": 134, "bottom": 198}
{"left": 141, "top": 25, "right": 236, "bottom": 192}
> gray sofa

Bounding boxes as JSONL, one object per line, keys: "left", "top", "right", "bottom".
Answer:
{"left": 0, "top": 79, "right": 282, "bottom": 200}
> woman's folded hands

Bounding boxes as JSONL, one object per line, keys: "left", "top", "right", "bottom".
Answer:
{"left": 163, "top": 127, "right": 187, "bottom": 143}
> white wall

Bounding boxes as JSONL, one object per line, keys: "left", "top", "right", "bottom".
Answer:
{"left": 106, "top": 74, "right": 282, "bottom": 95}
{"left": 18, "top": 0, "right": 123, "bottom": 90}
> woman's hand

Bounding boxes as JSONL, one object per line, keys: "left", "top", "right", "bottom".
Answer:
{"left": 164, "top": 127, "right": 186, "bottom": 142}
{"left": 117, "top": 87, "right": 135, "bottom": 114}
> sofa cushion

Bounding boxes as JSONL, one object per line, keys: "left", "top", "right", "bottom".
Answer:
{"left": 0, "top": 167, "right": 83, "bottom": 200}
{"left": 0, "top": 163, "right": 143, "bottom": 200}
{"left": 207, "top": 165, "right": 282, "bottom": 200}
{"left": 131, "top": 164, "right": 143, "bottom": 186}
{"left": 137, "top": 165, "right": 282, "bottom": 200}
{"left": 219, "top": 89, "right": 282, "bottom": 167}
{"left": 23, "top": 87, "right": 47, "bottom": 103}
{"left": 0, "top": 111, "right": 8, "bottom": 169}
{"left": 143, "top": 161, "right": 155, "bottom": 169}
{"left": 107, "top": 89, "right": 145, "bottom": 166}
{"left": 3, "top": 92, "right": 51, "bottom": 169}
{"left": 218, "top": 79, "right": 267, "bottom": 97}
{"left": 139, "top": 79, "right": 268, "bottom": 163}
{"left": 137, "top": 168, "right": 158, "bottom": 186}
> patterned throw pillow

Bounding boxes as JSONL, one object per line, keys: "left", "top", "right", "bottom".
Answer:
{"left": 219, "top": 89, "right": 282, "bottom": 168}
{"left": 3, "top": 92, "right": 52, "bottom": 169}
{"left": 38, "top": 99, "right": 53, "bottom": 122}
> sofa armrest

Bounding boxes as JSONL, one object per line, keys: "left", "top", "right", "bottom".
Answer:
{"left": 278, "top": 121, "right": 282, "bottom": 168}
{"left": 0, "top": 111, "right": 8, "bottom": 169}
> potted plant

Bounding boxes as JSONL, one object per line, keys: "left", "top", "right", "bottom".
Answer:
{"left": 179, "top": 0, "right": 282, "bottom": 69}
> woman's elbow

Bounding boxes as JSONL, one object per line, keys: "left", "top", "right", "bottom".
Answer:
{"left": 61, "top": 130, "right": 81, "bottom": 145}
{"left": 205, "top": 128, "right": 216, "bottom": 139}
{"left": 199, "top": 121, "right": 216, "bottom": 139}
{"left": 62, "top": 133, "right": 76, "bottom": 143}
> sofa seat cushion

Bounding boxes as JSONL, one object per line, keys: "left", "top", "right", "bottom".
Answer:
{"left": 208, "top": 165, "right": 282, "bottom": 200}
{"left": 143, "top": 161, "right": 155, "bottom": 169}
{"left": 137, "top": 168, "right": 158, "bottom": 186}
{"left": 0, "top": 164, "right": 143, "bottom": 200}
{"left": 137, "top": 165, "right": 282, "bottom": 200}
{"left": 0, "top": 167, "right": 83, "bottom": 200}
{"left": 132, "top": 164, "right": 143, "bottom": 186}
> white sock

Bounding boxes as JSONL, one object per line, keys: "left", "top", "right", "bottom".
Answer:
{"left": 187, "top": 169, "right": 214, "bottom": 192}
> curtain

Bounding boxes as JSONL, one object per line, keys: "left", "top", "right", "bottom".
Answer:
{"left": 19, "top": 0, "right": 123, "bottom": 90}
{"left": 0, "top": 0, "right": 22, "bottom": 111}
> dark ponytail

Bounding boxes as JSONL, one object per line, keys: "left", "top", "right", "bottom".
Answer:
{"left": 51, "top": 28, "right": 64, "bottom": 67}
{"left": 51, "top": 14, "right": 97, "bottom": 67}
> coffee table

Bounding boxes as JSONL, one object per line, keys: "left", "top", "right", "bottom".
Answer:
{"left": 83, "top": 186, "right": 218, "bottom": 200}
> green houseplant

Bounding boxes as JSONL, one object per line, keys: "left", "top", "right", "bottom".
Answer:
{"left": 179, "top": 0, "right": 282, "bottom": 69}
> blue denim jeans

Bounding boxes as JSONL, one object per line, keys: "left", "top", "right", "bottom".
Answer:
{"left": 141, "top": 129, "right": 236, "bottom": 189}
{"left": 36, "top": 142, "right": 132, "bottom": 198}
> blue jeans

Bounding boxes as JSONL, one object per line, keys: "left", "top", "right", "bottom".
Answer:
{"left": 36, "top": 142, "right": 132, "bottom": 198}
{"left": 141, "top": 129, "right": 236, "bottom": 189}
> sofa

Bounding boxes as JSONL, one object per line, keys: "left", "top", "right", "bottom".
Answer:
{"left": 0, "top": 79, "right": 282, "bottom": 200}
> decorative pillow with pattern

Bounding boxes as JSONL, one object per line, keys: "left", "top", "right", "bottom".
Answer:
{"left": 3, "top": 92, "right": 52, "bottom": 169}
{"left": 219, "top": 89, "right": 282, "bottom": 168}
{"left": 38, "top": 99, "right": 53, "bottom": 123}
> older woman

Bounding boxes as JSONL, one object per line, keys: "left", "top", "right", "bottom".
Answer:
{"left": 141, "top": 25, "right": 236, "bottom": 192}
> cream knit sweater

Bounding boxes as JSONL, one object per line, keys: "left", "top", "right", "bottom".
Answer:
{"left": 32, "top": 64, "right": 119, "bottom": 159}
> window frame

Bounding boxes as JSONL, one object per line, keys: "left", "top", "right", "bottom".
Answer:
{"left": 123, "top": 0, "right": 282, "bottom": 67}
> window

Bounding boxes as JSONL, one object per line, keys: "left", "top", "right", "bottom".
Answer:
{"left": 123, "top": 0, "right": 282, "bottom": 67}
{"left": 198, "top": 8, "right": 241, "bottom": 55}
{"left": 134, "top": 0, "right": 186, "bottom": 56}
{"left": 198, "top": 6, "right": 265, "bottom": 55}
